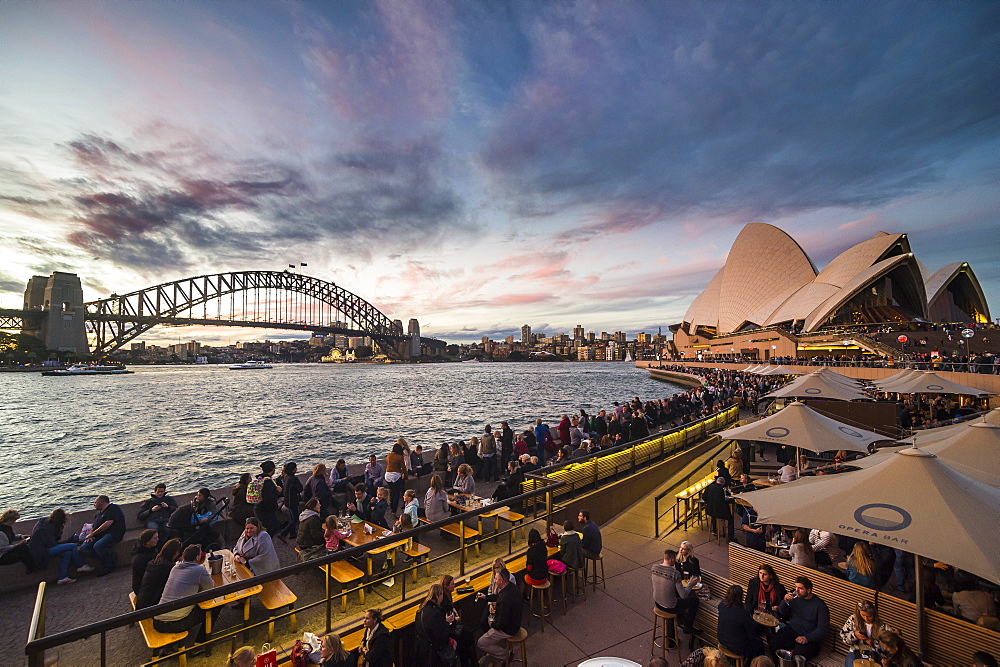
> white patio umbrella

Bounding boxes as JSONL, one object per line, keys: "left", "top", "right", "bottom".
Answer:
{"left": 873, "top": 368, "right": 923, "bottom": 391}
{"left": 759, "top": 365, "right": 802, "bottom": 376}
{"left": 880, "top": 371, "right": 991, "bottom": 396}
{"left": 736, "top": 447, "right": 1000, "bottom": 654}
{"left": 717, "top": 401, "right": 883, "bottom": 455}
{"left": 761, "top": 374, "right": 871, "bottom": 402}
{"left": 812, "top": 367, "right": 865, "bottom": 385}
{"left": 897, "top": 408, "right": 1000, "bottom": 444}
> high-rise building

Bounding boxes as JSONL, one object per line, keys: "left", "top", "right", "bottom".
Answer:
{"left": 573, "top": 324, "right": 585, "bottom": 340}
{"left": 587, "top": 331, "right": 596, "bottom": 343}
{"left": 614, "top": 331, "right": 627, "bottom": 343}
{"left": 521, "top": 324, "right": 532, "bottom": 344}
{"left": 636, "top": 332, "right": 649, "bottom": 344}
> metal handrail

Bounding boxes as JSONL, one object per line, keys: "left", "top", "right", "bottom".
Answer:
{"left": 653, "top": 436, "right": 734, "bottom": 537}
{"left": 24, "top": 481, "right": 564, "bottom": 664}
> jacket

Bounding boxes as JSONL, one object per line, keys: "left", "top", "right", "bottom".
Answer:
{"left": 744, "top": 576, "right": 786, "bottom": 613}
{"left": 28, "top": 517, "right": 61, "bottom": 569}
{"left": 296, "top": 510, "right": 325, "bottom": 549}
{"left": 136, "top": 559, "right": 174, "bottom": 609}
{"left": 717, "top": 603, "right": 758, "bottom": 654}
{"left": 525, "top": 541, "right": 549, "bottom": 582}
{"left": 302, "top": 475, "right": 334, "bottom": 515}
{"left": 414, "top": 602, "right": 452, "bottom": 666}
{"left": 234, "top": 530, "right": 280, "bottom": 575}
{"left": 362, "top": 623, "right": 392, "bottom": 667}
{"left": 490, "top": 582, "right": 522, "bottom": 636}
{"left": 557, "top": 531, "right": 584, "bottom": 570}
{"left": 137, "top": 494, "right": 178, "bottom": 524}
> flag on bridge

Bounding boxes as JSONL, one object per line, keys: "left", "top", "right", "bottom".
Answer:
{"left": 300, "top": 263, "right": 308, "bottom": 267}
{"left": 288, "top": 264, "right": 295, "bottom": 268}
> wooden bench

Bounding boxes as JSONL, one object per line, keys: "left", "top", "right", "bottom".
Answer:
{"left": 402, "top": 543, "right": 431, "bottom": 583}
{"left": 322, "top": 560, "right": 366, "bottom": 612}
{"left": 419, "top": 517, "right": 481, "bottom": 556}
{"left": 257, "top": 579, "right": 298, "bottom": 642}
{"left": 728, "top": 543, "right": 1000, "bottom": 666}
{"left": 129, "top": 592, "right": 188, "bottom": 667}
{"left": 496, "top": 510, "right": 526, "bottom": 543}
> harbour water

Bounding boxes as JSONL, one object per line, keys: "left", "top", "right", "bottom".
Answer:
{"left": 0, "top": 362, "right": 683, "bottom": 518}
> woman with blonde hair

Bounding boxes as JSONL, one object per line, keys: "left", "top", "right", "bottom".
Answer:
{"left": 846, "top": 542, "right": 876, "bottom": 589}
{"left": 227, "top": 646, "right": 256, "bottom": 667}
{"left": 839, "top": 599, "right": 892, "bottom": 666}
{"left": 454, "top": 464, "right": 475, "bottom": 495}
{"left": 319, "top": 632, "right": 353, "bottom": 667}
{"left": 677, "top": 540, "right": 701, "bottom": 579}
{"left": 679, "top": 646, "right": 729, "bottom": 667}
{"left": 415, "top": 583, "right": 456, "bottom": 665}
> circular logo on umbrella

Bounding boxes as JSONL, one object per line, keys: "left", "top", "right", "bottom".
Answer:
{"left": 804, "top": 388, "right": 822, "bottom": 394}
{"left": 854, "top": 503, "right": 912, "bottom": 531}
{"left": 924, "top": 384, "right": 944, "bottom": 391}
{"left": 765, "top": 427, "right": 790, "bottom": 438}
{"left": 838, "top": 426, "right": 863, "bottom": 439}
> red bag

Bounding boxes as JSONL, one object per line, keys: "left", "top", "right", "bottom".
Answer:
{"left": 256, "top": 645, "right": 277, "bottom": 667}
{"left": 546, "top": 527, "right": 560, "bottom": 548}
{"left": 290, "top": 640, "right": 309, "bottom": 667}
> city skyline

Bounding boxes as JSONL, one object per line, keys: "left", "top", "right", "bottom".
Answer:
{"left": 2, "top": 1, "right": 998, "bottom": 346}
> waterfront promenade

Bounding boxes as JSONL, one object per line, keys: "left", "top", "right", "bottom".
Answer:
{"left": 6, "top": 456, "right": 731, "bottom": 666}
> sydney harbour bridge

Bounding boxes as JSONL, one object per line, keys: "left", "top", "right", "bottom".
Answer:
{"left": 0, "top": 270, "right": 423, "bottom": 359}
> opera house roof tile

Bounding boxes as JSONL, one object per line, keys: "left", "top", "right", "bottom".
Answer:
{"left": 681, "top": 224, "right": 988, "bottom": 335}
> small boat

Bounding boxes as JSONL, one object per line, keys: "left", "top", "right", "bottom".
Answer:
{"left": 229, "top": 360, "right": 273, "bottom": 370}
{"left": 42, "top": 363, "right": 133, "bottom": 376}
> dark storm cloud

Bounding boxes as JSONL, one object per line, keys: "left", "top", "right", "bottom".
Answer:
{"left": 482, "top": 2, "right": 1000, "bottom": 228}
{"left": 0, "top": 270, "right": 24, "bottom": 294}
{"left": 3, "top": 129, "right": 465, "bottom": 272}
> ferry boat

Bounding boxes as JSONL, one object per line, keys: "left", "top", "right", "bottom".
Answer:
{"left": 41, "top": 364, "right": 133, "bottom": 376}
{"left": 229, "top": 360, "right": 273, "bottom": 370}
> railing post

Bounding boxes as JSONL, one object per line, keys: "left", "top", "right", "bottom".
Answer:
{"left": 654, "top": 495, "right": 660, "bottom": 538}
{"left": 459, "top": 528, "right": 466, "bottom": 576}
{"left": 325, "top": 563, "right": 332, "bottom": 633}
{"left": 545, "top": 488, "right": 553, "bottom": 533}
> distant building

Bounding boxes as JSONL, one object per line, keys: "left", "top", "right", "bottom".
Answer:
{"left": 521, "top": 324, "right": 532, "bottom": 344}
{"left": 573, "top": 324, "right": 585, "bottom": 340}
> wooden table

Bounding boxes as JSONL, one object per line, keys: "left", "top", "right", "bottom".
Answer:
{"left": 198, "top": 550, "right": 262, "bottom": 640}
{"left": 340, "top": 519, "right": 408, "bottom": 580}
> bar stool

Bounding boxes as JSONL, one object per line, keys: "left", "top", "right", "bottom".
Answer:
{"left": 713, "top": 517, "right": 729, "bottom": 544}
{"left": 651, "top": 607, "right": 681, "bottom": 661}
{"left": 504, "top": 627, "right": 529, "bottom": 665}
{"left": 527, "top": 580, "right": 552, "bottom": 631}
{"left": 717, "top": 644, "right": 744, "bottom": 667}
{"left": 566, "top": 565, "right": 587, "bottom": 602}
{"left": 548, "top": 566, "right": 569, "bottom": 615}
{"left": 584, "top": 554, "right": 605, "bottom": 592}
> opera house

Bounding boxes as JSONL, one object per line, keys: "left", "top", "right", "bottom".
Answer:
{"left": 671, "top": 223, "right": 990, "bottom": 360}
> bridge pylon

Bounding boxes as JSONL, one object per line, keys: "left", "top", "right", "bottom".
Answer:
{"left": 22, "top": 272, "right": 89, "bottom": 352}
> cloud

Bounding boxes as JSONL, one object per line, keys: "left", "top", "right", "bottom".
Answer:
{"left": 1, "top": 127, "right": 470, "bottom": 274}
{"left": 482, "top": 3, "right": 1000, "bottom": 228}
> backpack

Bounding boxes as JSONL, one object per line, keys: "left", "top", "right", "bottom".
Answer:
{"left": 246, "top": 476, "right": 264, "bottom": 504}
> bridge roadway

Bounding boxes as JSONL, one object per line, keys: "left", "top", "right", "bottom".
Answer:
{"left": 84, "top": 313, "right": 402, "bottom": 340}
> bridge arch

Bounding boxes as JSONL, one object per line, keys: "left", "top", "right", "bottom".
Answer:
{"left": 85, "top": 271, "right": 405, "bottom": 357}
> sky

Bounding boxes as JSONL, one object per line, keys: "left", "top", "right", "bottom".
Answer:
{"left": 1, "top": 1, "right": 998, "bottom": 345}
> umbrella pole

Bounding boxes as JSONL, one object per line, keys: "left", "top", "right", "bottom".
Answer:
{"left": 914, "top": 554, "right": 925, "bottom": 658}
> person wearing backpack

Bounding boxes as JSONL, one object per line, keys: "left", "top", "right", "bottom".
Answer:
{"left": 251, "top": 460, "right": 282, "bottom": 537}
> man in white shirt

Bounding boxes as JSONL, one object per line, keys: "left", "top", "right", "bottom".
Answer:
{"left": 779, "top": 462, "right": 798, "bottom": 483}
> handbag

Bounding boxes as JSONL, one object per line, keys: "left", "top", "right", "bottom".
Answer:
{"left": 256, "top": 643, "right": 278, "bottom": 667}
{"left": 290, "top": 639, "right": 309, "bottom": 667}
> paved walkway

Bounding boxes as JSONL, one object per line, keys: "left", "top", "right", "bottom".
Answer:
{"left": 516, "top": 474, "right": 728, "bottom": 666}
